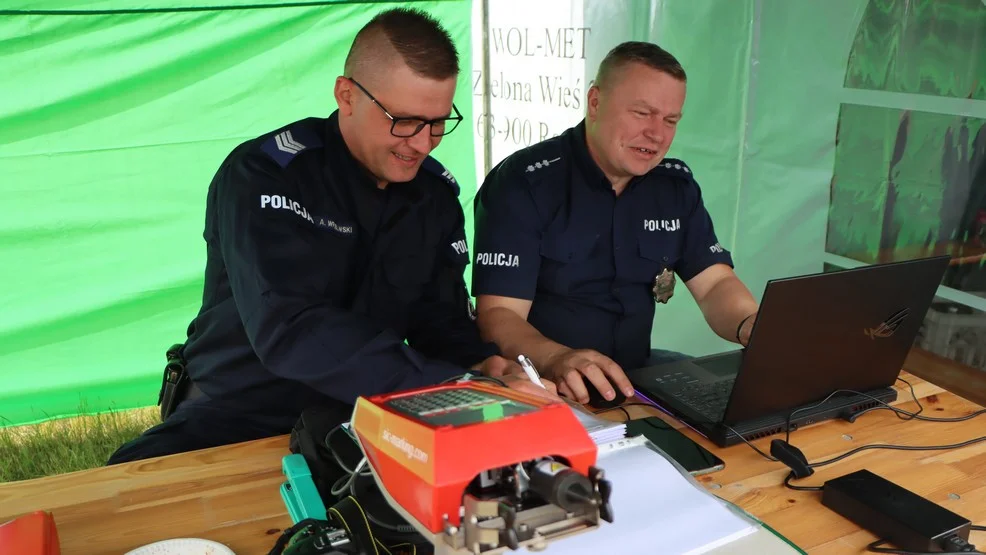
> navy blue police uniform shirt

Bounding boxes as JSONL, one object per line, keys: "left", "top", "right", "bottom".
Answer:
{"left": 472, "top": 120, "right": 733, "bottom": 372}
{"left": 179, "top": 110, "right": 498, "bottom": 417}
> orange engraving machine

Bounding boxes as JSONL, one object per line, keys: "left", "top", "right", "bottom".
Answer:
{"left": 350, "top": 380, "right": 614, "bottom": 554}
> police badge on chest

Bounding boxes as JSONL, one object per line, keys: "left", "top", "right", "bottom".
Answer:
{"left": 652, "top": 268, "right": 676, "bottom": 304}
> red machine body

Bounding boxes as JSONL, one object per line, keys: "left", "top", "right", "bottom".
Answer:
{"left": 350, "top": 381, "right": 597, "bottom": 534}
{"left": 0, "top": 511, "right": 60, "bottom": 555}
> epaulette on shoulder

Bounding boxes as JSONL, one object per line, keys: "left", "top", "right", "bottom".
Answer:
{"left": 520, "top": 153, "right": 564, "bottom": 176}
{"left": 652, "top": 158, "right": 696, "bottom": 181}
{"left": 259, "top": 122, "right": 323, "bottom": 168}
{"left": 508, "top": 141, "right": 565, "bottom": 187}
{"left": 421, "top": 156, "right": 460, "bottom": 196}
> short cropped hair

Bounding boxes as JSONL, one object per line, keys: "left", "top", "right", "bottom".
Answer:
{"left": 344, "top": 8, "right": 460, "bottom": 80}
{"left": 595, "top": 41, "right": 686, "bottom": 89}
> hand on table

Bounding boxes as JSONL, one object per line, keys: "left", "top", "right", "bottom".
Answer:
{"left": 471, "top": 354, "right": 521, "bottom": 378}
{"left": 471, "top": 355, "right": 560, "bottom": 401}
{"left": 499, "top": 372, "right": 560, "bottom": 401}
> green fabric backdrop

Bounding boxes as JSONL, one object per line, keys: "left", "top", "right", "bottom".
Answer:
{"left": 0, "top": 0, "right": 475, "bottom": 426}
{"left": 4, "top": 0, "right": 983, "bottom": 427}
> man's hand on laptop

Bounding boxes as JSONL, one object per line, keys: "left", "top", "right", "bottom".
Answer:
{"left": 542, "top": 348, "right": 635, "bottom": 404}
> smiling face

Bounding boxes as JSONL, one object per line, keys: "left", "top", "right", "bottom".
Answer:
{"left": 585, "top": 62, "right": 686, "bottom": 190}
{"left": 335, "top": 61, "right": 457, "bottom": 187}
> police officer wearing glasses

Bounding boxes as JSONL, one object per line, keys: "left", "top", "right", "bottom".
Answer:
{"left": 108, "top": 8, "right": 557, "bottom": 464}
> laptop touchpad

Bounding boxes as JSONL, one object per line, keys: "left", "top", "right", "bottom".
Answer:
{"left": 696, "top": 351, "right": 743, "bottom": 378}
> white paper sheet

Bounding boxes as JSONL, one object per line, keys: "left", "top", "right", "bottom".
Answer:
{"left": 538, "top": 437, "right": 757, "bottom": 554}
{"left": 566, "top": 402, "right": 627, "bottom": 444}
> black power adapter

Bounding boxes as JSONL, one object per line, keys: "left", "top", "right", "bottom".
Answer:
{"left": 822, "top": 469, "right": 974, "bottom": 553}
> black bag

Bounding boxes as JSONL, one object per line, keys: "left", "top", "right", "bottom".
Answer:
{"left": 286, "top": 406, "right": 433, "bottom": 555}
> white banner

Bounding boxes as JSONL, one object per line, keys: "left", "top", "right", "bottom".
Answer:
{"left": 470, "top": 0, "right": 590, "bottom": 188}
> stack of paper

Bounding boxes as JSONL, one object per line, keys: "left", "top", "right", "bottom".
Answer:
{"left": 566, "top": 402, "right": 627, "bottom": 444}
{"left": 544, "top": 435, "right": 760, "bottom": 554}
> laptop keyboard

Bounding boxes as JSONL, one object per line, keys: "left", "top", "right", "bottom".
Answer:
{"left": 670, "top": 379, "right": 736, "bottom": 421}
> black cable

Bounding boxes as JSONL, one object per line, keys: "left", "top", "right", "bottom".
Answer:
{"left": 327, "top": 428, "right": 416, "bottom": 536}
{"left": 867, "top": 538, "right": 986, "bottom": 555}
{"left": 783, "top": 378, "right": 986, "bottom": 443}
{"left": 785, "top": 387, "right": 868, "bottom": 442}
{"left": 607, "top": 380, "right": 986, "bottom": 488}
{"left": 619, "top": 378, "right": 986, "bottom": 550}
{"left": 614, "top": 406, "right": 632, "bottom": 422}
{"left": 590, "top": 402, "right": 655, "bottom": 421}
{"left": 780, "top": 434, "right": 986, "bottom": 491}
{"left": 840, "top": 378, "right": 986, "bottom": 424}
{"left": 782, "top": 472, "right": 823, "bottom": 491}
{"left": 864, "top": 528, "right": 986, "bottom": 555}
{"left": 785, "top": 377, "right": 986, "bottom": 467}
{"left": 852, "top": 403, "right": 986, "bottom": 424}
{"left": 809, "top": 434, "right": 986, "bottom": 469}
{"left": 779, "top": 432, "right": 986, "bottom": 494}
{"left": 720, "top": 377, "right": 986, "bottom": 492}
{"left": 723, "top": 423, "right": 778, "bottom": 462}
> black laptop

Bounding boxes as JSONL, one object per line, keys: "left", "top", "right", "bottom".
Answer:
{"left": 627, "top": 255, "right": 951, "bottom": 447}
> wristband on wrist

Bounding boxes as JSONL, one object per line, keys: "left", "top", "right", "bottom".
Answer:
{"left": 736, "top": 313, "right": 755, "bottom": 343}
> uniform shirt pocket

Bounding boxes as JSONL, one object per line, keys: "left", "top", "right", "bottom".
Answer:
{"left": 635, "top": 233, "right": 683, "bottom": 284}
{"left": 538, "top": 232, "right": 599, "bottom": 295}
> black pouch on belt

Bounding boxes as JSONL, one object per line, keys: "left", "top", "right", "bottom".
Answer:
{"left": 157, "top": 343, "right": 189, "bottom": 421}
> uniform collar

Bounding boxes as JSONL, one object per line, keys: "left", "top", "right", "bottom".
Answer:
{"left": 568, "top": 119, "right": 650, "bottom": 193}
{"left": 568, "top": 120, "right": 612, "bottom": 191}
{"left": 325, "top": 110, "right": 379, "bottom": 192}
{"left": 324, "top": 110, "right": 429, "bottom": 200}
{"left": 324, "top": 111, "right": 430, "bottom": 239}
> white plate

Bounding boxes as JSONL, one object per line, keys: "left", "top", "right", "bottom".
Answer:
{"left": 124, "top": 538, "right": 236, "bottom": 555}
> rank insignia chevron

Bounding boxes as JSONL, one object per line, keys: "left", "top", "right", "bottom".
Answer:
{"left": 260, "top": 125, "right": 322, "bottom": 168}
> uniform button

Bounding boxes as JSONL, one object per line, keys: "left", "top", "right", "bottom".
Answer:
{"left": 612, "top": 287, "right": 621, "bottom": 294}
{"left": 663, "top": 256, "right": 669, "bottom": 261}
{"left": 615, "top": 245, "right": 621, "bottom": 251}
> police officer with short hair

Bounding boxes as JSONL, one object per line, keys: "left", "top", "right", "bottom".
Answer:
{"left": 471, "top": 41, "right": 759, "bottom": 407}
{"left": 108, "top": 8, "right": 557, "bottom": 465}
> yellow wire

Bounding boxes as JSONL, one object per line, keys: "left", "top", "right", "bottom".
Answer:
{"left": 332, "top": 494, "right": 416, "bottom": 555}
{"left": 389, "top": 543, "right": 417, "bottom": 555}
{"left": 345, "top": 495, "right": 380, "bottom": 555}
{"left": 327, "top": 506, "right": 353, "bottom": 543}
{"left": 374, "top": 538, "right": 394, "bottom": 555}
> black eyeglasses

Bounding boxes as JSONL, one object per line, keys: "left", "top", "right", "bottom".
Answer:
{"left": 347, "top": 77, "right": 463, "bottom": 138}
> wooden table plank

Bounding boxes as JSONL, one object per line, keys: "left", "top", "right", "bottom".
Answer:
{"left": 0, "top": 436, "right": 294, "bottom": 555}
{"left": 2, "top": 371, "right": 985, "bottom": 554}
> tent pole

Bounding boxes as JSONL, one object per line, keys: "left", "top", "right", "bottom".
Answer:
{"left": 480, "top": 0, "right": 492, "bottom": 176}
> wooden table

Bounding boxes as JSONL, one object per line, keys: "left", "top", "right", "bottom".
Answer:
{"left": 2, "top": 371, "right": 985, "bottom": 554}
{"left": 623, "top": 372, "right": 986, "bottom": 553}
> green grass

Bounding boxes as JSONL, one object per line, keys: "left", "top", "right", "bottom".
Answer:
{"left": 0, "top": 406, "right": 159, "bottom": 483}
